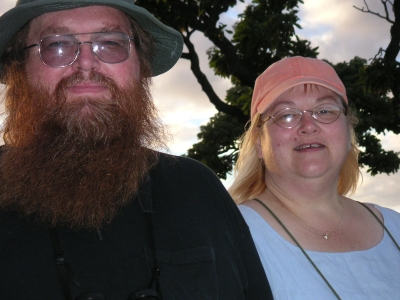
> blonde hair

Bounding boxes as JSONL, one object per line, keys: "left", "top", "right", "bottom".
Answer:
{"left": 229, "top": 98, "right": 361, "bottom": 204}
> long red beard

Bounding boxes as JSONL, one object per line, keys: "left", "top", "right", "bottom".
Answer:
{"left": 0, "top": 63, "right": 167, "bottom": 229}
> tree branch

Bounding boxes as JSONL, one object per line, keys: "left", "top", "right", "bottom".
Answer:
{"left": 354, "top": 0, "right": 394, "bottom": 23}
{"left": 182, "top": 34, "right": 248, "bottom": 123}
{"left": 384, "top": 0, "right": 400, "bottom": 61}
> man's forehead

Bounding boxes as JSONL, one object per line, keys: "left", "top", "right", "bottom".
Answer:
{"left": 28, "top": 6, "right": 130, "bottom": 38}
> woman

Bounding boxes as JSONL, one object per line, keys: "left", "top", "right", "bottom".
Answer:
{"left": 229, "top": 56, "right": 400, "bottom": 299}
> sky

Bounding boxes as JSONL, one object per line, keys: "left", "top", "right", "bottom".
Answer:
{"left": 0, "top": 0, "right": 399, "bottom": 211}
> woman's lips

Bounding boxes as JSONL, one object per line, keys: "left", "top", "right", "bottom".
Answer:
{"left": 294, "top": 143, "right": 325, "bottom": 151}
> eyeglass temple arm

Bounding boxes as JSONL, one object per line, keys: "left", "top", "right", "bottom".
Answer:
{"left": 24, "top": 43, "right": 39, "bottom": 50}
{"left": 258, "top": 116, "right": 272, "bottom": 127}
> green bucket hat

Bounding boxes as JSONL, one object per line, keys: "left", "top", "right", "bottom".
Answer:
{"left": 0, "top": 0, "right": 183, "bottom": 77}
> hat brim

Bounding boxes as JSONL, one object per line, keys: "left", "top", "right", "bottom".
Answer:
{"left": 0, "top": 0, "right": 183, "bottom": 77}
{"left": 254, "top": 76, "right": 349, "bottom": 118}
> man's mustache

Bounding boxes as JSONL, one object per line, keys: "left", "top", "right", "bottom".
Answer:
{"left": 57, "top": 71, "right": 117, "bottom": 90}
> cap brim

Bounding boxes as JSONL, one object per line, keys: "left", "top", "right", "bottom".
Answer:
{"left": 255, "top": 76, "right": 348, "bottom": 117}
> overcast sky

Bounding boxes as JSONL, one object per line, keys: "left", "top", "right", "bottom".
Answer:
{"left": 1, "top": 0, "right": 399, "bottom": 211}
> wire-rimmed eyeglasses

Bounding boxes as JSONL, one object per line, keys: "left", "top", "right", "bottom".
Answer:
{"left": 259, "top": 103, "right": 346, "bottom": 129}
{"left": 25, "top": 31, "right": 135, "bottom": 68}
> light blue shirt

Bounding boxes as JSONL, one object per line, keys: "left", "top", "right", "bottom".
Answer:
{"left": 239, "top": 204, "right": 400, "bottom": 300}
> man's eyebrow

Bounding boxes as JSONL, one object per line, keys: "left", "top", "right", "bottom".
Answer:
{"left": 39, "top": 26, "right": 70, "bottom": 37}
{"left": 39, "top": 25, "right": 125, "bottom": 38}
{"left": 98, "top": 25, "right": 125, "bottom": 32}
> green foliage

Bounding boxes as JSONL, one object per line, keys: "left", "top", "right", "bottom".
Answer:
{"left": 185, "top": 112, "right": 245, "bottom": 179}
{"left": 135, "top": 0, "right": 238, "bottom": 32}
{"left": 226, "top": 85, "right": 253, "bottom": 116}
{"left": 333, "top": 57, "right": 400, "bottom": 175}
{"left": 184, "top": 85, "right": 252, "bottom": 179}
{"left": 358, "top": 133, "right": 400, "bottom": 175}
{"left": 364, "top": 57, "right": 400, "bottom": 96}
{"left": 208, "top": 0, "right": 317, "bottom": 81}
{"left": 334, "top": 57, "right": 399, "bottom": 135}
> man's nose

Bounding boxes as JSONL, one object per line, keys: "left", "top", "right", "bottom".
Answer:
{"left": 72, "top": 42, "right": 101, "bottom": 71}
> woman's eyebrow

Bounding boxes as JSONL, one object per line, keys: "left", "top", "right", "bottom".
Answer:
{"left": 315, "top": 95, "right": 341, "bottom": 103}
{"left": 268, "top": 100, "right": 296, "bottom": 112}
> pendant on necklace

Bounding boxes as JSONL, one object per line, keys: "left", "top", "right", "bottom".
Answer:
{"left": 323, "top": 232, "right": 330, "bottom": 239}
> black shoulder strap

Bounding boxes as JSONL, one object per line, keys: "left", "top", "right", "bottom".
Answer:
{"left": 49, "top": 226, "right": 80, "bottom": 300}
{"left": 138, "top": 174, "right": 154, "bottom": 213}
{"left": 137, "top": 174, "right": 162, "bottom": 300}
{"left": 358, "top": 202, "right": 400, "bottom": 251}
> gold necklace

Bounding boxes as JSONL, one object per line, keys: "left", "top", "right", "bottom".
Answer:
{"left": 271, "top": 196, "right": 344, "bottom": 240}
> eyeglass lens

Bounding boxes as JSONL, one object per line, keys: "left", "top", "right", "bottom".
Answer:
{"left": 271, "top": 104, "right": 343, "bottom": 128}
{"left": 39, "top": 32, "right": 132, "bottom": 67}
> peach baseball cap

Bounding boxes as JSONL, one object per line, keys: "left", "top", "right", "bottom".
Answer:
{"left": 251, "top": 56, "right": 348, "bottom": 119}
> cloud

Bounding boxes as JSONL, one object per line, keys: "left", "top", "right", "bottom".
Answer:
{"left": 0, "top": 1, "right": 14, "bottom": 15}
{"left": 297, "top": 0, "right": 392, "bottom": 63}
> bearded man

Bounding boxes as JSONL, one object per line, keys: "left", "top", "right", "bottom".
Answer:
{"left": 0, "top": 1, "right": 272, "bottom": 299}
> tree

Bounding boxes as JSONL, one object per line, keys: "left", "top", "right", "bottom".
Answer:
{"left": 351, "top": 0, "right": 400, "bottom": 174}
{"left": 137, "top": 0, "right": 400, "bottom": 178}
{"left": 334, "top": 57, "right": 400, "bottom": 175}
